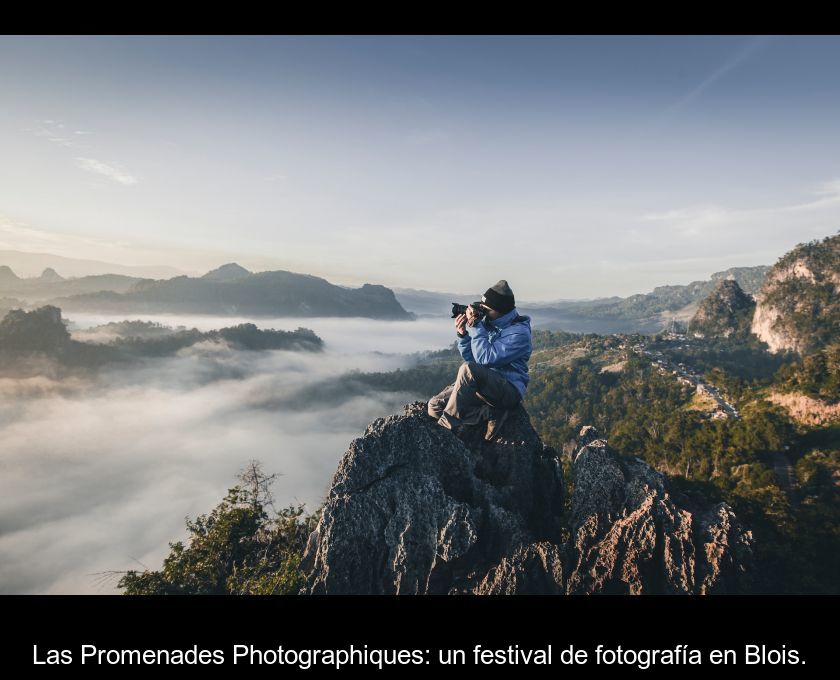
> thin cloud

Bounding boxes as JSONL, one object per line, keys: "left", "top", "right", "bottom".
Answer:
{"left": 76, "top": 158, "right": 139, "bottom": 186}
{"left": 27, "top": 125, "right": 76, "bottom": 148}
{"left": 658, "top": 36, "right": 775, "bottom": 120}
{"left": 26, "top": 120, "right": 93, "bottom": 148}
{"left": 642, "top": 177, "right": 840, "bottom": 225}
{"left": 788, "top": 178, "right": 840, "bottom": 211}
{"left": 626, "top": 177, "right": 840, "bottom": 274}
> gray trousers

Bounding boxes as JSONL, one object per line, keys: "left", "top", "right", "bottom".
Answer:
{"left": 427, "top": 360, "right": 522, "bottom": 428}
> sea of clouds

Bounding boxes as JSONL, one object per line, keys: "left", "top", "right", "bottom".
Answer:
{"left": 0, "top": 314, "right": 457, "bottom": 594}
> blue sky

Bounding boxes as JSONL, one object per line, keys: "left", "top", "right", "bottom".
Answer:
{"left": 1, "top": 35, "right": 839, "bottom": 299}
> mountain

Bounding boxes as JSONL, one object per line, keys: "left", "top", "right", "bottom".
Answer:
{"left": 38, "top": 267, "right": 64, "bottom": 282}
{"left": 709, "top": 266, "right": 771, "bottom": 292}
{"left": 392, "top": 287, "right": 480, "bottom": 317}
{"left": 0, "top": 265, "right": 21, "bottom": 285}
{"left": 47, "top": 268, "right": 415, "bottom": 319}
{"left": 201, "top": 262, "right": 252, "bottom": 282}
{"left": 0, "top": 249, "right": 186, "bottom": 279}
{"left": 504, "top": 266, "right": 770, "bottom": 334}
{"left": 0, "top": 305, "right": 71, "bottom": 353}
{"left": 688, "top": 279, "right": 756, "bottom": 340}
{"left": 751, "top": 233, "right": 840, "bottom": 355}
{"left": 0, "top": 264, "right": 153, "bottom": 301}
{"left": 571, "top": 265, "right": 768, "bottom": 320}
{"left": 299, "top": 402, "right": 754, "bottom": 594}
{"left": 0, "top": 305, "right": 324, "bottom": 377}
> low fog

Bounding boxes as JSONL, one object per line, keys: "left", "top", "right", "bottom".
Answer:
{"left": 0, "top": 314, "right": 458, "bottom": 594}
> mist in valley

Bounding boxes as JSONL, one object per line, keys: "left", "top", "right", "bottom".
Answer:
{"left": 0, "top": 314, "right": 458, "bottom": 594}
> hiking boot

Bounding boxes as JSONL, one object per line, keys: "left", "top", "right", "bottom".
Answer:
{"left": 484, "top": 408, "right": 509, "bottom": 442}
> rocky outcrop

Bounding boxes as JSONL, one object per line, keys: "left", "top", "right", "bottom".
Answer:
{"left": 751, "top": 298, "right": 794, "bottom": 353}
{"left": 564, "top": 430, "right": 753, "bottom": 594}
{"left": 688, "top": 279, "right": 755, "bottom": 340}
{"left": 300, "top": 405, "right": 754, "bottom": 595}
{"left": 751, "top": 233, "right": 840, "bottom": 355}
{"left": 300, "top": 401, "right": 564, "bottom": 594}
{"left": 766, "top": 391, "right": 840, "bottom": 426}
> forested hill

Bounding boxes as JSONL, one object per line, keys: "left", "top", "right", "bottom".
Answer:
{"left": 45, "top": 264, "right": 414, "bottom": 319}
{"left": 751, "top": 233, "right": 840, "bottom": 355}
{"left": 0, "top": 305, "right": 323, "bottom": 378}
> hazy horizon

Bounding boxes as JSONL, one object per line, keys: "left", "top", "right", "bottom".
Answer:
{"left": 2, "top": 36, "right": 840, "bottom": 299}
{"left": 0, "top": 245, "right": 775, "bottom": 304}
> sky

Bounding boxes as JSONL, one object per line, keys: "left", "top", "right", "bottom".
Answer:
{"left": 1, "top": 35, "right": 840, "bottom": 299}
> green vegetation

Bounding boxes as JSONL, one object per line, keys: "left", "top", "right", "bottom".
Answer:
{"left": 687, "top": 279, "right": 756, "bottom": 341}
{"left": 646, "top": 336, "right": 797, "bottom": 403}
{"left": 346, "top": 328, "right": 837, "bottom": 594}
{"left": 0, "top": 305, "right": 71, "bottom": 352}
{"left": 566, "top": 265, "right": 768, "bottom": 320}
{"left": 761, "top": 233, "right": 840, "bottom": 356}
{"left": 519, "top": 338, "right": 838, "bottom": 594}
{"left": 108, "top": 323, "right": 323, "bottom": 354}
{"left": 774, "top": 341, "right": 840, "bottom": 404}
{"left": 530, "top": 328, "right": 585, "bottom": 350}
{"left": 116, "top": 327, "right": 838, "bottom": 594}
{"left": 0, "top": 306, "right": 324, "bottom": 377}
{"left": 118, "top": 462, "right": 321, "bottom": 595}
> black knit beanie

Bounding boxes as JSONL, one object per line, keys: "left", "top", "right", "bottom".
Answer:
{"left": 481, "top": 280, "right": 515, "bottom": 314}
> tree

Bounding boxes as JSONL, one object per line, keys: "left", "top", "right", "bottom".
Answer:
{"left": 117, "top": 461, "right": 321, "bottom": 595}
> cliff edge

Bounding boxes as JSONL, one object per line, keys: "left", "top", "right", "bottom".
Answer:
{"left": 300, "top": 402, "right": 754, "bottom": 594}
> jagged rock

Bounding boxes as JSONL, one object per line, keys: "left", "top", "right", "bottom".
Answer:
{"left": 566, "top": 430, "right": 754, "bottom": 594}
{"left": 474, "top": 541, "right": 566, "bottom": 594}
{"left": 300, "top": 409, "right": 755, "bottom": 595}
{"left": 688, "top": 279, "right": 755, "bottom": 340}
{"left": 750, "top": 234, "right": 840, "bottom": 355}
{"left": 300, "top": 401, "right": 565, "bottom": 594}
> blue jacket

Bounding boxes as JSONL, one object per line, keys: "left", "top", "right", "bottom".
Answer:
{"left": 457, "top": 307, "right": 532, "bottom": 398}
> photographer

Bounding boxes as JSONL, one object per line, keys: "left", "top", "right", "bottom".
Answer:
{"left": 427, "top": 280, "right": 532, "bottom": 442}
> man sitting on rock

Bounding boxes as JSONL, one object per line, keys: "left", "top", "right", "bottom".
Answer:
{"left": 427, "top": 280, "right": 532, "bottom": 442}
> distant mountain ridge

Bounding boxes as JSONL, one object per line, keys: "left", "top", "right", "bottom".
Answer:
{"left": 0, "top": 249, "right": 186, "bottom": 279}
{"left": 44, "top": 263, "right": 415, "bottom": 320}
{"left": 0, "top": 266, "right": 146, "bottom": 301}
{"left": 392, "top": 266, "right": 770, "bottom": 334}
{"left": 0, "top": 255, "right": 782, "bottom": 330}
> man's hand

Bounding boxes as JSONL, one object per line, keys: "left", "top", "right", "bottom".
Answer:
{"left": 465, "top": 305, "right": 478, "bottom": 326}
{"left": 455, "top": 313, "right": 467, "bottom": 336}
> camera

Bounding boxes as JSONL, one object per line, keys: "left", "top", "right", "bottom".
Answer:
{"left": 451, "top": 302, "right": 486, "bottom": 320}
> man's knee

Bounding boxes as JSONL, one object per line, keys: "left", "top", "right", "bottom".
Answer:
{"left": 459, "top": 360, "right": 479, "bottom": 379}
{"left": 461, "top": 361, "right": 492, "bottom": 390}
